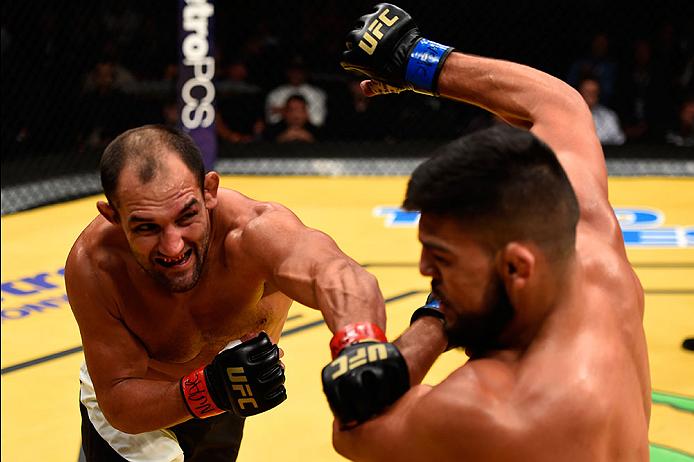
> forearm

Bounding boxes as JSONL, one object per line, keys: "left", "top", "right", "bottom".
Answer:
{"left": 438, "top": 52, "right": 588, "bottom": 129}
{"left": 312, "top": 258, "right": 386, "bottom": 333}
{"left": 394, "top": 317, "right": 447, "bottom": 385}
{"left": 99, "top": 379, "right": 191, "bottom": 434}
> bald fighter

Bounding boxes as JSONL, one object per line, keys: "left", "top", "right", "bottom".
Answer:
{"left": 65, "top": 124, "right": 387, "bottom": 461}
{"left": 322, "top": 4, "right": 650, "bottom": 461}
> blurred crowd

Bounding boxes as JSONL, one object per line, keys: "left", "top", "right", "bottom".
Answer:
{"left": 2, "top": 0, "right": 693, "bottom": 157}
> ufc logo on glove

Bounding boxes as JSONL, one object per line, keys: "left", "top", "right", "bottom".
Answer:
{"left": 328, "top": 343, "right": 389, "bottom": 379}
{"left": 359, "top": 8, "right": 400, "bottom": 54}
{"left": 227, "top": 367, "right": 259, "bottom": 410}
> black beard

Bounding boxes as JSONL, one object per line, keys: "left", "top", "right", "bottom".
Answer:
{"left": 443, "top": 275, "right": 515, "bottom": 357}
{"left": 143, "top": 229, "right": 210, "bottom": 293}
{"left": 147, "top": 246, "right": 204, "bottom": 292}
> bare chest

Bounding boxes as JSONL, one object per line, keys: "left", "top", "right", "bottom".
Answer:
{"left": 118, "top": 277, "right": 290, "bottom": 369}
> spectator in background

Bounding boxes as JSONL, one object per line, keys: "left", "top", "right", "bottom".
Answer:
{"left": 264, "top": 94, "right": 319, "bottom": 143}
{"left": 79, "top": 60, "right": 136, "bottom": 150}
{"left": 567, "top": 32, "right": 618, "bottom": 106}
{"left": 665, "top": 95, "right": 694, "bottom": 147}
{"left": 82, "top": 59, "right": 136, "bottom": 94}
{"left": 616, "top": 39, "right": 660, "bottom": 142}
{"left": 216, "top": 58, "right": 265, "bottom": 143}
{"left": 578, "top": 76, "right": 625, "bottom": 145}
{"left": 325, "top": 78, "right": 390, "bottom": 141}
{"left": 265, "top": 56, "right": 327, "bottom": 128}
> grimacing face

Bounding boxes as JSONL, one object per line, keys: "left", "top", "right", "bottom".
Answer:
{"left": 113, "top": 159, "right": 213, "bottom": 292}
{"left": 418, "top": 214, "right": 515, "bottom": 355}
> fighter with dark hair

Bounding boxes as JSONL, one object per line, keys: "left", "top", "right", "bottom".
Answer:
{"left": 66, "top": 124, "right": 387, "bottom": 461}
{"left": 321, "top": 4, "right": 650, "bottom": 461}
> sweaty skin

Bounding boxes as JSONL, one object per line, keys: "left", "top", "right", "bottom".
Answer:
{"left": 65, "top": 156, "right": 385, "bottom": 434}
{"left": 334, "top": 53, "right": 650, "bottom": 461}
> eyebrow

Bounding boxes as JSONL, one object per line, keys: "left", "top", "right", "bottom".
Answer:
{"left": 420, "top": 240, "right": 453, "bottom": 254}
{"left": 128, "top": 198, "right": 200, "bottom": 224}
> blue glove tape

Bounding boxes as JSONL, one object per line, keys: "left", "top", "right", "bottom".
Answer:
{"left": 410, "top": 294, "right": 445, "bottom": 325}
{"left": 405, "top": 38, "right": 453, "bottom": 94}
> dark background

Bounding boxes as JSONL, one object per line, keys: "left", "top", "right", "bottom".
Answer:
{"left": 2, "top": 0, "right": 693, "bottom": 188}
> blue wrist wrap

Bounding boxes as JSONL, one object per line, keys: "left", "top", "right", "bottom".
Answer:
{"left": 404, "top": 38, "right": 453, "bottom": 95}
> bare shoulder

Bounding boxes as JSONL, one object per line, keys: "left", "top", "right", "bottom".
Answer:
{"left": 65, "top": 216, "right": 127, "bottom": 316}
{"left": 577, "top": 225, "right": 643, "bottom": 307}
{"left": 216, "top": 188, "right": 302, "bottom": 232}
{"left": 418, "top": 359, "right": 519, "bottom": 431}
{"left": 217, "top": 188, "right": 319, "bottom": 265}
{"left": 398, "top": 359, "right": 533, "bottom": 457}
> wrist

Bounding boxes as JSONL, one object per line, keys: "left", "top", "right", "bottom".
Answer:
{"left": 404, "top": 38, "right": 454, "bottom": 96}
{"left": 410, "top": 295, "right": 453, "bottom": 351}
{"left": 180, "top": 366, "right": 225, "bottom": 419}
{"left": 410, "top": 305, "right": 446, "bottom": 325}
{"left": 410, "top": 295, "right": 445, "bottom": 325}
{"left": 330, "top": 322, "right": 387, "bottom": 359}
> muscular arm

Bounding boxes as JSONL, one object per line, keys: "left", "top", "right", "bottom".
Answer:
{"left": 394, "top": 316, "right": 448, "bottom": 385}
{"left": 366, "top": 52, "right": 617, "bottom": 236}
{"left": 436, "top": 53, "right": 616, "bottom": 233}
{"left": 66, "top": 246, "right": 191, "bottom": 434}
{"left": 333, "top": 366, "right": 520, "bottom": 462}
{"left": 239, "top": 203, "right": 386, "bottom": 332}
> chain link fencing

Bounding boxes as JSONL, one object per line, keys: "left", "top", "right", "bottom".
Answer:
{"left": 2, "top": 0, "right": 693, "bottom": 214}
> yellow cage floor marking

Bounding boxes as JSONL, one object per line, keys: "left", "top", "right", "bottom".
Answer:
{"left": 2, "top": 176, "right": 693, "bottom": 461}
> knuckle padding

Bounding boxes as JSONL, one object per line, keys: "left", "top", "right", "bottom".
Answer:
{"left": 211, "top": 333, "right": 287, "bottom": 416}
{"left": 322, "top": 342, "right": 409, "bottom": 425}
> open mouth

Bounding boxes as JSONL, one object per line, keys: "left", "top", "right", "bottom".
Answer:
{"left": 154, "top": 248, "right": 193, "bottom": 268}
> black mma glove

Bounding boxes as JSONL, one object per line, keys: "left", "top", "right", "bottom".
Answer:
{"left": 341, "top": 3, "right": 454, "bottom": 95}
{"left": 322, "top": 341, "right": 409, "bottom": 429}
{"left": 180, "top": 332, "right": 286, "bottom": 419}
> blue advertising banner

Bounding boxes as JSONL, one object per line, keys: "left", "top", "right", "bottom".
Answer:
{"left": 178, "top": 0, "right": 217, "bottom": 171}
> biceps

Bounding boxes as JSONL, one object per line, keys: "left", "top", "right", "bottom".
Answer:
{"left": 81, "top": 315, "right": 150, "bottom": 393}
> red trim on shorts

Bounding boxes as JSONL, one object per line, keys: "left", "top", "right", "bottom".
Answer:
{"left": 330, "top": 322, "right": 387, "bottom": 359}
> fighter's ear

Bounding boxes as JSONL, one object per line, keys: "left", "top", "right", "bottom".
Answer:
{"left": 203, "top": 171, "right": 220, "bottom": 209}
{"left": 497, "top": 242, "right": 535, "bottom": 290}
{"left": 97, "top": 200, "right": 120, "bottom": 225}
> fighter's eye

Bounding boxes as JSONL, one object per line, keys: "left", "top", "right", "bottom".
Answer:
{"left": 133, "top": 224, "right": 159, "bottom": 234}
{"left": 433, "top": 254, "right": 450, "bottom": 265}
{"left": 178, "top": 212, "right": 197, "bottom": 224}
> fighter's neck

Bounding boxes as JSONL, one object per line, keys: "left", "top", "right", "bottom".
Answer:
{"left": 500, "top": 256, "right": 582, "bottom": 353}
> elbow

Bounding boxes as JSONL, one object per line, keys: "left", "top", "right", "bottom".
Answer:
{"left": 100, "top": 402, "right": 150, "bottom": 435}
{"left": 101, "top": 407, "right": 137, "bottom": 435}
{"left": 562, "top": 84, "right": 594, "bottom": 122}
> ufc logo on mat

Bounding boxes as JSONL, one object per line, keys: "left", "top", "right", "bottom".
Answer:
{"left": 359, "top": 9, "right": 399, "bottom": 55}
{"left": 329, "top": 343, "right": 389, "bottom": 379}
{"left": 227, "top": 367, "right": 259, "bottom": 410}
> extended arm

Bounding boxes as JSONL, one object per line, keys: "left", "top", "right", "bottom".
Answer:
{"left": 239, "top": 203, "right": 386, "bottom": 333}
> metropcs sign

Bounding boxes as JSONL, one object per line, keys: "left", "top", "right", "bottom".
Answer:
{"left": 373, "top": 206, "right": 694, "bottom": 248}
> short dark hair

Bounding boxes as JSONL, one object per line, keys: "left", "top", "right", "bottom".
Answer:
{"left": 286, "top": 94, "right": 308, "bottom": 106}
{"left": 100, "top": 124, "right": 205, "bottom": 205}
{"left": 403, "top": 125, "right": 580, "bottom": 259}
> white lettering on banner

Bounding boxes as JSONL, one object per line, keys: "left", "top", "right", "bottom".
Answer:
{"left": 181, "top": 0, "right": 215, "bottom": 129}
{"left": 374, "top": 206, "right": 693, "bottom": 248}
